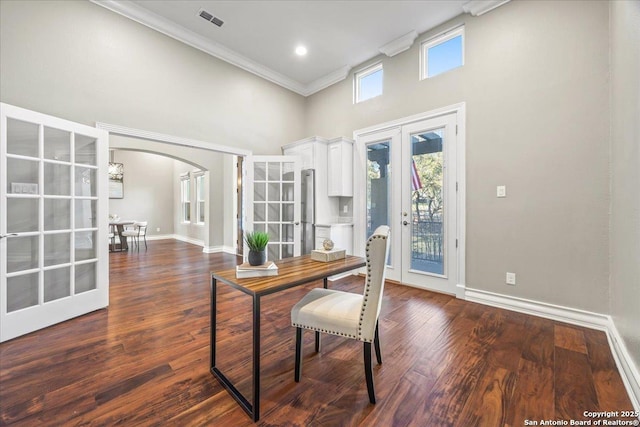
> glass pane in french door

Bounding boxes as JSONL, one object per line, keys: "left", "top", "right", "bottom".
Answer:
{"left": 409, "top": 128, "right": 444, "bottom": 275}
{"left": 2, "top": 102, "right": 107, "bottom": 342}
{"left": 366, "top": 141, "right": 391, "bottom": 261}
{"left": 252, "top": 160, "right": 296, "bottom": 260}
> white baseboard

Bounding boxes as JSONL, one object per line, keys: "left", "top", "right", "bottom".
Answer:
{"left": 465, "top": 287, "right": 639, "bottom": 411}
{"left": 202, "top": 245, "right": 237, "bottom": 254}
{"left": 607, "top": 319, "right": 640, "bottom": 411}
{"left": 465, "top": 288, "right": 610, "bottom": 330}
{"left": 145, "top": 234, "right": 174, "bottom": 241}
{"left": 327, "top": 271, "right": 357, "bottom": 281}
{"left": 171, "top": 234, "right": 204, "bottom": 247}
{"left": 145, "top": 235, "right": 238, "bottom": 255}
{"left": 222, "top": 245, "right": 237, "bottom": 255}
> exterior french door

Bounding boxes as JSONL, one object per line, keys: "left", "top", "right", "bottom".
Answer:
{"left": 399, "top": 114, "right": 458, "bottom": 294}
{"left": 244, "top": 156, "right": 301, "bottom": 261}
{"left": 360, "top": 111, "right": 460, "bottom": 295}
{"left": 0, "top": 103, "right": 109, "bottom": 342}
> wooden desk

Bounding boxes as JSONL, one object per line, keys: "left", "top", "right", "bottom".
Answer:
{"left": 210, "top": 254, "right": 366, "bottom": 421}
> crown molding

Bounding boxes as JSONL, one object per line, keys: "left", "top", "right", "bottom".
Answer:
{"left": 90, "top": 0, "right": 313, "bottom": 95}
{"left": 462, "top": 0, "right": 511, "bottom": 16}
{"left": 379, "top": 30, "right": 418, "bottom": 57}
{"left": 301, "top": 65, "right": 352, "bottom": 96}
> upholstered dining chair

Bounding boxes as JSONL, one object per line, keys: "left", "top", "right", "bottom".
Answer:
{"left": 291, "top": 225, "right": 391, "bottom": 404}
{"left": 108, "top": 230, "right": 115, "bottom": 252}
{"left": 121, "top": 221, "right": 148, "bottom": 250}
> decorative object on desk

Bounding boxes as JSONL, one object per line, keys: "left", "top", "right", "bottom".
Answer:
{"left": 311, "top": 248, "right": 346, "bottom": 262}
{"left": 108, "top": 213, "right": 120, "bottom": 222}
{"left": 108, "top": 162, "right": 124, "bottom": 199}
{"left": 244, "top": 231, "right": 269, "bottom": 266}
{"left": 236, "top": 261, "right": 278, "bottom": 278}
{"left": 322, "top": 239, "right": 334, "bottom": 251}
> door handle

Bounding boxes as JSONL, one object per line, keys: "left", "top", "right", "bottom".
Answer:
{"left": 0, "top": 233, "right": 18, "bottom": 239}
{"left": 402, "top": 221, "right": 409, "bottom": 226}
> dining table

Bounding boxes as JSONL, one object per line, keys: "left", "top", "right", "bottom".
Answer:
{"left": 108, "top": 220, "right": 134, "bottom": 251}
{"left": 210, "top": 254, "right": 366, "bottom": 421}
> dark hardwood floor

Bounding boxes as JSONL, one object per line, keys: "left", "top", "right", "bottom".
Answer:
{"left": 0, "top": 240, "right": 633, "bottom": 426}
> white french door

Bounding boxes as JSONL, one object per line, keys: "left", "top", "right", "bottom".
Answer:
{"left": 244, "top": 156, "right": 301, "bottom": 261}
{"left": 357, "top": 109, "right": 463, "bottom": 296}
{"left": 399, "top": 114, "right": 458, "bottom": 294}
{"left": 0, "top": 103, "right": 109, "bottom": 342}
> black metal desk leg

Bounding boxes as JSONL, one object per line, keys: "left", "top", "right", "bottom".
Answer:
{"left": 323, "top": 277, "right": 328, "bottom": 289}
{"left": 211, "top": 277, "right": 217, "bottom": 369}
{"left": 209, "top": 281, "right": 255, "bottom": 419}
{"left": 252, "top": 295, "right": 261, "bottom": 421}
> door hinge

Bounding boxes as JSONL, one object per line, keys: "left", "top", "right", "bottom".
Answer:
{"left": 455, "top": 239, "right": 458, "bottom": 248}
{"left": 455, "top": 125, "right": 458, "bottom": 135}
{"left": 456, "top": 182, "right": 458, "bottom": 191}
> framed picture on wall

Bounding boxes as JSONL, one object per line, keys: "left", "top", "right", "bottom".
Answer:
{"left": 109, "top": 162, "right": 124, "bottom": 199}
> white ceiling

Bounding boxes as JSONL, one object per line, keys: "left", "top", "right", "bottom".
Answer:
{"left": 92, "top": 1, "right": 507, "bottom": 96}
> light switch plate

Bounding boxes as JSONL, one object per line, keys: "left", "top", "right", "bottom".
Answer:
{"left": 506, "top": 272, "right": 516, "bottom": 285}
{"left": 497, "top": 185, "right": 506, "bottom": 198}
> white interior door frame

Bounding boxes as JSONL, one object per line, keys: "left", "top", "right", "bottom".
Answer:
{"left": 95, "top": 123, "right": 252, "bottom": 157}
{"left": 96, "top": 122, "right": 252, "bottom": 254}
{"left": 353, "top": 102, "right": 466, "bottom": 298}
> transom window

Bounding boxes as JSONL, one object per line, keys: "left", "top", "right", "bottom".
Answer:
{"left": 421, "top": 26, "right": 464, "bottom": 79}
{"left": 354, "top": 62, "right": 383, "bottom": 103}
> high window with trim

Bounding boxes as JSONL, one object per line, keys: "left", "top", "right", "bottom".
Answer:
{"left": 180, "top": 174, "right": 191, "bottom": 223}
{"left": 354, "top": 62, "right": 383, "bottom": 103}
{"left": 195, "top": 172, "right": 205, "bottom": 224}
{"left": 421, "top": 26, "right": 464, "bottom": 79}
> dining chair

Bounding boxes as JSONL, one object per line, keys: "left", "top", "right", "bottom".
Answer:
{"left": 290, "top": 225, "right": 390, "bottom": 404}
{"left": 108, "top": 231, "right": 115, "bottom": 252}
{"left": 121, "top": 221, "right": 148, "bottom": 250}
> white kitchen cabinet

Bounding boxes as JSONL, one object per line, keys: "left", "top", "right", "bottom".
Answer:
{"left": 282, "top": 140, "right": 316, "bottom": 170}
{"left": 327, "top": 137, "right": 354, "bottom": 197}
{"left": 315, "top": 224, "right": 353, "bottom": 254}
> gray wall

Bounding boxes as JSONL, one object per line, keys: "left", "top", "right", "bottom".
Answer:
{"left": 108, "top": 150, "right": 175, "bottom": 237}
{"left": 610, "top": 0, "right": 640, "bottom": 385}
{"left": 109, "top": 135, "right": 230, "bottom": 250}
{"left": 0, "top": 0, "right": 306, "bottom": 154}
{"left": 305, "top": 0, "right": 610, "bottom": 314}
{"left": 1, "top": 0, "right": 636, "bottom": 368}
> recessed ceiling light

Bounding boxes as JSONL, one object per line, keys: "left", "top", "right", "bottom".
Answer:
{"left": 295, "top": 46, "right": 308, "bottom": 56}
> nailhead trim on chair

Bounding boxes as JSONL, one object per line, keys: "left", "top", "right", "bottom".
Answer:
{"left": 292, "top": 232, "right": 388, "bottom": 343}
{"left": 291, "top": 323, "right": 357, "bottom": 339}
{"left": 357, "top": 234, "right": 387, "bottom": 343}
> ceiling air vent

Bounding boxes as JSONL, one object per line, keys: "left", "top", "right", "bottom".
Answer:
{"left": 198, "top": 9, "right": 224, "bottom": 27}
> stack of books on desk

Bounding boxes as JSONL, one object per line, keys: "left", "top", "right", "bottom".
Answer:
{"left": 311, "top": 248, "right": 346, "bottom": 262}
{"left": 235, "top": 261, "right": 278, "bottom": 278}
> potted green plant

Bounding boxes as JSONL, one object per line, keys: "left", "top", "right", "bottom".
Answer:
{"left": 244, "top": 231, "right": 269, "bottom": 266}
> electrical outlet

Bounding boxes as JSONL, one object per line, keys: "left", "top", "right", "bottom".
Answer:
{"left": 497, "top": 185, "right": 507, "bottom": 198}
{"left": 156, "top": 228, "right": 160, "bottom": 232}
{"left": 506, "top": 272, "right": 516, "bottom": 285}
